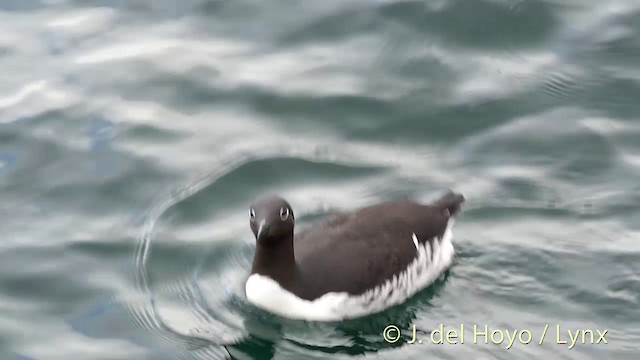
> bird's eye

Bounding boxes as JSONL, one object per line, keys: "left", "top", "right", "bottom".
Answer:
{"left": 280, "top": 207, "right": 289, "bottom": 221}
{"left": 250, "top": 208, "right": 256, "bottom": 222}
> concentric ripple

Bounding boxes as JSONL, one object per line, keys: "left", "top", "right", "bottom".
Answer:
{"left": 125, "top": 140, "right": 466, "bottom": 358}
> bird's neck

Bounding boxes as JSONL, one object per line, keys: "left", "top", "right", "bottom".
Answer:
{"left": 250, "top": 236, "right": 299, "bottom": 291}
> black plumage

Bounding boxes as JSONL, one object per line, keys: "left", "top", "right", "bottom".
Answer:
{"left": 248, "top": 191, "right": 465, "bottom": 301}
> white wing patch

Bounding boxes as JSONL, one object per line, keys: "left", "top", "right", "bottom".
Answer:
{"left": 245, "top": 219, "right": 457, "bottom": 321}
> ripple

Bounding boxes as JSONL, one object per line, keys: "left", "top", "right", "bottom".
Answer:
{"left": 459, "top": 243, "right": 640, "bottom": 329}
{"left": 541, "top": 69, "right": 586, "bottom": 100}
{"left": 127, "top": 140, "right": 465, "bottom": 358}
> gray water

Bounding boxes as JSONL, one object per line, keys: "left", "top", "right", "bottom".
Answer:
{"left": 1, "top": 0, "right": 639, "bottom": 359}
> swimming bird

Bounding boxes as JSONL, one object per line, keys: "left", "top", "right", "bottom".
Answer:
{"left": 244, "top": 191, "right": 465, "bottom": 321}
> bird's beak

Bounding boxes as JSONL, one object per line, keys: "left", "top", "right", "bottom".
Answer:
{"left": 256, "top": 218, "right": 268, "bottom": 241}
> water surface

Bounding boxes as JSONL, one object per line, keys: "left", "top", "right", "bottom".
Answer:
{"left": 1, "top": 0, "right": 639, "bottom": 359}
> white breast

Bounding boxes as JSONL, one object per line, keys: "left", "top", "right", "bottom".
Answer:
{"left": 245, "top": 219, "right": 456, "bottom": 321}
